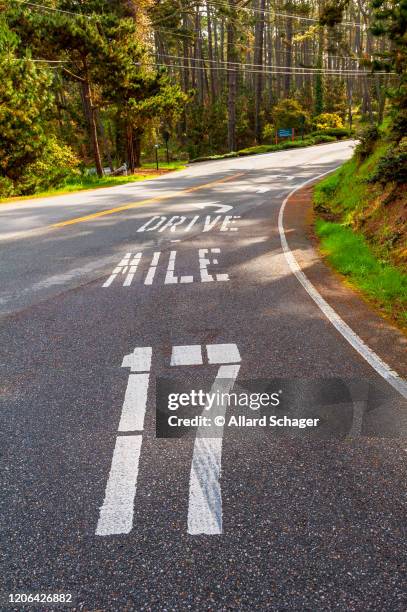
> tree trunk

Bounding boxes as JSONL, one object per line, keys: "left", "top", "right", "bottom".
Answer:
{"left": 126, "top": 123, "right": 136, "bottom": 173}
{"left": 227, "top": 0, "right": 238, "bottom": 151}
{"left": 134, "top": 136, "right": 141, "bottom": 168}
{"left": 206, "top": 0, "right": 217, "bottom": 101}
{"left": 346, "top": 78, "right": 353, "bottom": 130}
{"left": 254, "top": 0, "right": 265, "bottom": 143}
{"left": 284, "top": 11, "right": 293, "bottom": 97}
{"left": 97, "top": 111, "right": 114, "bottom": 172}
{"left": 195, "top": 8, "right": 204, "bottom": 104}
{"left": 314, "top": 25, "right": 324, "bottom": 115}
{"left": 82, "top": 69, "right": 103, "bottom": 177}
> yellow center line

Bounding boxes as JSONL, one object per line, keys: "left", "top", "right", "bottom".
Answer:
{"left": 52, "top": 172, "right": 246, "bottom": 229}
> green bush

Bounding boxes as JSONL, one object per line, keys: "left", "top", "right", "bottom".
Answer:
{"left": 238, "top": 144, "right": 275, "bottom": 156}
{"left": 190, "top": 132, "right": 340, "bottom": 163}
{"left": 369, "top": 137, "right": 407, "bottom": 185}
{"left": 313, "top": 134, "right": 337, "bottom": 143}
{"left": 279, "top": 139, "right": 311, "bottom": 149}
{"left": 272, "top": 98, "right": 311, "bottom": 132}
{"left": 18, "top": 137, "right": 80, "bottom": 194}
{"left": 262, "top": 122, "right": 275, "bottom": 141}
{"left": 355, "top": 125, "right": 379, "bottom": 160}
{"left": 392, "top": 108, "right": 407, "bottom": 141}
{"left": 0, "top": 176, "right": 15, "bottom": 198}
{"left": 311, "top": 127, "right": 350, "bottom": 139}
{"left": 190, "top": 152, "right": 238, "bottom": 163}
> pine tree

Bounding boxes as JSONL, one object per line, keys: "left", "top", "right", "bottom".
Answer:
{"left": 0, "top": 17, "right": 54, "bottom": 193}
{"left": 8, "top": 0, "right": 187, "bottom": 173}
{"left": 371, "top": 0, "right": 407, "bottom": 138}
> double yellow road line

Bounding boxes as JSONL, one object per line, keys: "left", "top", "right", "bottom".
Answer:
{"left": 53, "top": 172, "right": 245, "bottom": 229}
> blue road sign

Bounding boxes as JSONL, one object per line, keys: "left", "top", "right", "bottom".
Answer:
{"left": 277, "top": 128, "right": 293, "bottom": 137}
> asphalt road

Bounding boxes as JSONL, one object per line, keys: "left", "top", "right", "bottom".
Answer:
{"left": 1, "top": 141, "right": 407, "bottom": 611}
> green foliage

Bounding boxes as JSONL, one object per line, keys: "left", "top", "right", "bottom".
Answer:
{"left": 311, "top": 134, "right": 337, "bottom": 143}
{"left": 313, "top": 113, "right": 344, "bottom": 130}
{"left": 392, "top": 107, "right": 407, "bottom": 139}
{"left": 128, "top": 82, "right": 187, "bottom": 128}
{"left": 323, "top": 78, "right": 347, "bottom": 119}
{"left": 0, "top": 0, "right": 398, "bottom": 195}
{"left": 315, "top": 219, "right": 407, "bottom": 326}
{"left": 319, "top": 1, "right": 349, "bottom": 27}
{"left": 189, "top": 152, "right": 238, "bottom": 163}
{"left": 314, "top": 143, "right": 389, "bottom": 218}
{"left": 190, "top": 133, "right": 341, "bottom": 162}
{"left": 0, "top": 22, "right": 51, "bottom": 179}
{"left": 0, "top": 176, "right": 14, "bottom": 197}
{"left": 371, "top": 0, "right": 407, "bottom": 140}
{"left": 271, "top": 99, "right": 310, "bottom": 131}
{"left": 0, "top": 17, "right": 78, "bottom": 196}
{"left": 7, "top": 0, "right": 187, "bottom": 176}
{"left": 314, "top": 67, "right": 324, "bottom": 115}
{"left": 262, "top": 122, "right": 275, "bottom": 142}
{"left": 369, "top": 138, "right": 407, "bottom": 185}
{"left": 18, "top": 136, "right": 80, "bottom": 194}
{"left": 313, "top": 171, "right": 342, "bottom": 212}
{"left": 0, "top": 163, "right": 186, "bottom": 201}
{"left": 311, "top": 127, "right": 351, "bottom": 138}
{"left": 355, "top": 125, "right": 380, "bottom": 160}
{"left": 313, "top": 130, "right": 407, "bottom": 322}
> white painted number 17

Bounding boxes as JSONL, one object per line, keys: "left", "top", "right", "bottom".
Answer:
{"left": 96, "top": 343, "right": 241, "bottom": 537}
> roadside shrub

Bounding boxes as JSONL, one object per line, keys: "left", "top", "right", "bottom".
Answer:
{"left": 18, "top": 137, "right": 80, "bottom": 194}
{"left": 392, "top": 108, "right": 407, "bottom": 141}
{"left": 191, "top": 135, "right": 339, "bottom": 163}
{"left": 313, "top": 134, "right": 337, "bottom": 143}
{"left": 355, "top": 125, "right": 379, "bottom": 160}
{"left": 238, "top": 144, "right": 275, "bottom": 156}
{"left": 311, "top": 127, "right": 350, "bottom": 139}
{"left": 313, "top": 113, "right": 344, "bottom": 130}
{"left": 369, "top": 138, "right": 407, "bottom": 185}
{"left": 190, "top": 152, "right": 238, "bottom": 163}
{"left": 0, "top": 176, "right": 15, "bottom": 198}
{"left": 280, "top": 139, "right": 311, "bottom": 149}
{"left": 272, "top": 98, "right": 311, "bottom": 132}
{"left": 262, "top": 122, "right": 275, "bottom": 141}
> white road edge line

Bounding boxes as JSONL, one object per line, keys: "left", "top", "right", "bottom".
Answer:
{"left": 278, "top": 168, "right": 407, "bottom": 399}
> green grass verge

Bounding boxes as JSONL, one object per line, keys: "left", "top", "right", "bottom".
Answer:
{"left": 141, "top": 160, "right": 186, "bottom": 171}
{"left": 0, "top": 162, "right": 186, "bottom": 203}
{"left": 315, "top": 218, "right": 407, "bottom": 328}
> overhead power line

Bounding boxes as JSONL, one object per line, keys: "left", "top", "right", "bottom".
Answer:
{"left": 12, "top": 0, "right": 369, "bottom": 29}
{"left": 13, "top": 0, "right": 93, "bottom": 18}
{"left": 154, "top": 52, "right": 377, "bottom": 73}
{"left": 153, "top": 26, "right": 366, "bottom": 63}
{"left": 143, "top": 59, "right": 395, "bottom": 77}
{"left": 203, "top": 0, "right": 365, "bottom": 28}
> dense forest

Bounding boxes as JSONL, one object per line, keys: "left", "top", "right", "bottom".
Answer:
{"left": 0, "top": 0, "right": 405, "bottom": 197}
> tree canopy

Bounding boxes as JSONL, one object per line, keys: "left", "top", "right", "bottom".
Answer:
{"left": 0, "top": 0, "right": 403, "bottom": 196}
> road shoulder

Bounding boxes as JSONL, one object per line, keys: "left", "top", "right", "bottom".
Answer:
{"left": 283, "top": 183, "right": 407, "bottom": 379}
